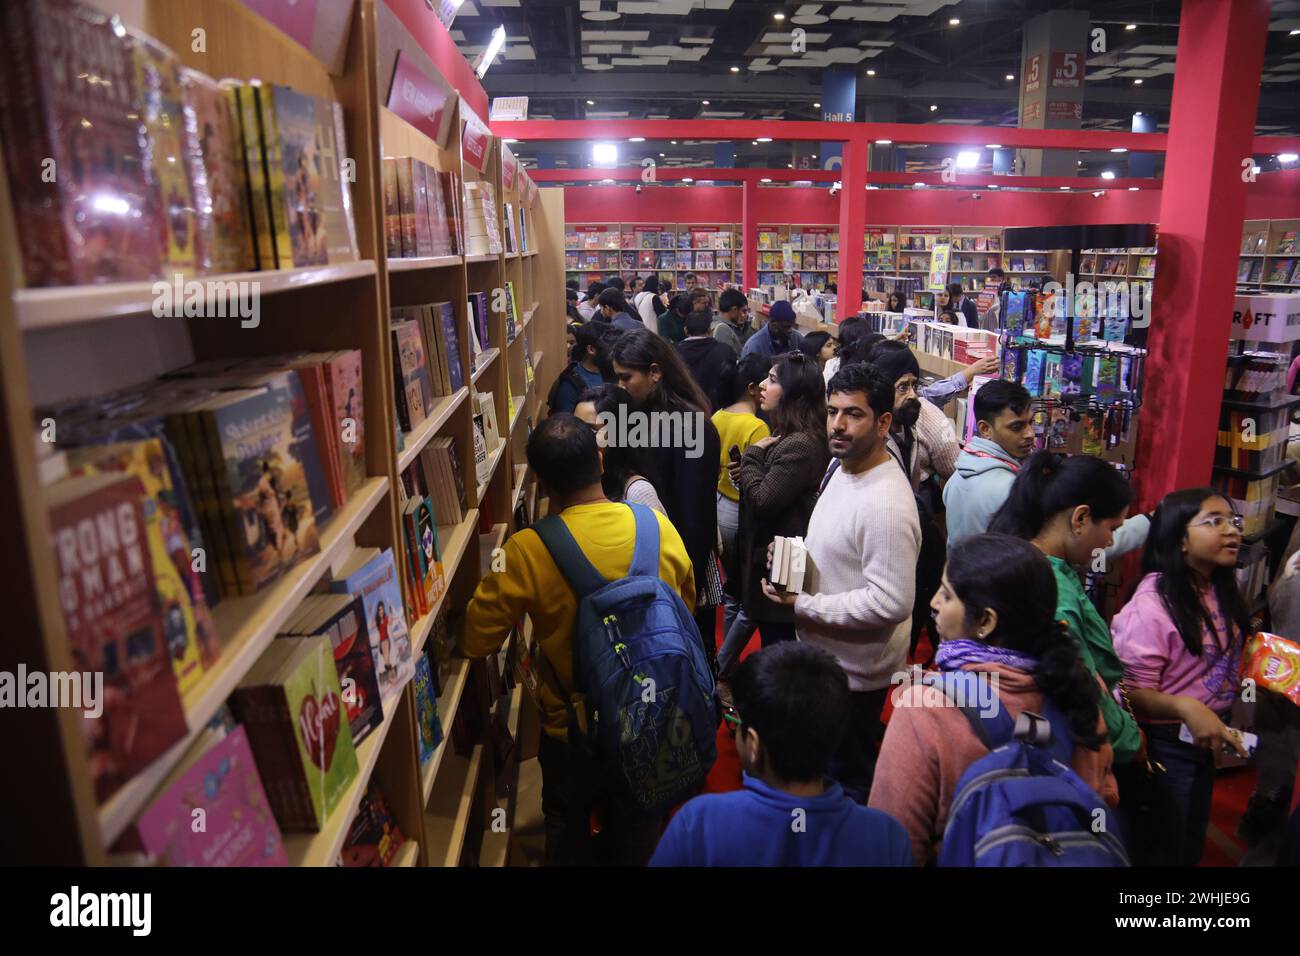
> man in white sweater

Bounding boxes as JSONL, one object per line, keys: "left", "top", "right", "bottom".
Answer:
{"left": 763, "top": 361, "right": 920, "bottom": 802}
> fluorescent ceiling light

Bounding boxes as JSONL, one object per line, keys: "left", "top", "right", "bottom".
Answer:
{"left": 1279, "top": 153, "right": 1299, "bottom": 164}
{"left": 628, "top": 136, "right": 645, "bottom": 142}
{"left": 949, "top": 18, "right": 960, "bottom": 25}
{"left": 601, "top": 178, "right": 614, "bottom": 183}
{"left": 1059, "top": 186, "right": 1071, "bottom": 190}
{"left": 586, "top": 99, "right": 595, "bottom": 106}
{"left": 774, "top": 12, "right": 785, "bottom": 20}
{"left": 1133, "top": 78, "right": 1143, "bottom": 85}
{"left": 930, "top": 104, "right": 938, "bottom": 111}
{"left": 503, "top": 138, "right": 518, "bottom": 143}
{"left": 592, "top": 142, "right": 618, "bottom": 165}
{"left": 955, "top": 150, "right": 979, "bottom": 168}
{"left": 761, "top": 177, "right": 772, "bottom": 183}
{"left": 814, "top": 101, "right": 820, "bottom": 108}
{"left": 1110, "top": 147, "right": 1128, "bottom": 153}
{"left": 682, "top": 177, "right": 694, "bottom": 182}
{"left": 1128, "top": 186, "right": 1139, "bottom": 191}
{"left": 1126, "top": 23, "right": 1137, "bottom": 31}
{"left": 1005, "top": 74, "right": 1015, "bottom": 80}
{"left": 475, "top": 26, "right": 506, "bottom": 79}
{"left": 875, "top": 139, "right": 892, "bottom": 145}
{"left": 985, "top": 144, "right": 1002, "bottom": 149}
{"left": 701, "top": 99, "right": 710, "bottom": 105}
{"left": 866, "top": 69, "right": 876, "bottom": 76}
{"left": 757, "top": 136, "right": 773, "bottom": 142}
{"left": 1101, "top": 170, "right": 1116, "bottom": 179}
{"left": 730, "top": 66, "right": 740, "bottom": 73}
{"left": 987, "top": 184, "right": 999, "bottom": 189}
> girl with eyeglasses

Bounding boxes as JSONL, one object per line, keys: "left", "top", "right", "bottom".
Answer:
{"left": 1111, "top": 488, "right": 1254, "bottom": 866}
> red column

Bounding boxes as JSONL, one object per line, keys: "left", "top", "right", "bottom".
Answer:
{"left": 742, "top": 178, "right": 758, "bottom": 293}
{"left": 837, "top": 138, "right": 867, "bottom": 321}
{"left": 1133, "top": 0, "right": 1270, "bottom": 509}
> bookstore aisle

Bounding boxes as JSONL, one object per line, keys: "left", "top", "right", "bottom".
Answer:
{"left": 0, "top": 0, "right": 562, "bottom": 866}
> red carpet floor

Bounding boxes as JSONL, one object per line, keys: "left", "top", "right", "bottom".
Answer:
{"left": 705, "top": 612, "right": 1257, "bottom": 865}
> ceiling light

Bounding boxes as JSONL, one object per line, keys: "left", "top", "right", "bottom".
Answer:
{"left": 929, "top": 104, "right": 938, "bottom": 111}
{"left": 913, "top": 182, "right": 926, "bottom": 188}
{"left": 628, "top": 136, "right": 645, "bottom": 142}
{"left": 699, "top": 180, "right": 714, "bottom": 184}
{"left": 774, "top": 12, "right": 785, "bottom": 20}
{"left": 1135, "top": 111, "right": 1143, "bottom": 116}
{"left": 474, "top": 25, "right": 506, "bottom": 79}
{"left": 659, "top": 152, "right": 665, "bottom": 157}
{"left": 760, "top": 177, "right": 772, "bottom": 183}
{"left": 671, "top": 140, "right": 678, "bottom": 144}
{"left": 814, "top": 101, "right": 821, "bottom": 108}
{"left": 955, "top": 150, "right": 979, "bottom": 168}
{"left": 1125, "top": 23, "right": 1137, "bottom": 31}
{"left": 592, "top": 142, "right": 618, "bottom": 165}
{"left": 988, "top": 184, "right": 1000, "bottom": 189}
{"left": 1101, "top": 170, "right": 1116, "bottom": 179}
{"left": 866, "top": 69, "right": 876, "bottom": 76}
{"left": 503, "top": 138, "right": 518, "bottom": 143}
{"left": 757, "top": 136, "right": 772, "bottom": 142}
{"left": 586, "top": 100, "right": 595, "bottom": 106}
{"left": 601, "top": 178, "right": 614, "bottom": 183}
{"left": 702, "top": 99, "right": 710, "bottom": 105}
{"left": 1110, "top": 147, "right": 1128, "bottom": 153}
{"left": 1059, "top": 186, "right": 1070, "bottom": 190}
{"left": 1005, "top": 74, "right": 1015, "bottom": 81}
{"left": 730, "top": 66, "right": 740, "bottom": 73}
{"left": 1133, "top": 78, "right": 1143, "bottom": 85}
{"left": 1292, "top": 29, "right": 1300, "bottom": 35}
{"left": 875, "top": 139, "right": 892, "bottom": 145}
{"left": 682, "top": 177, "right": 694, "bottom": 182}
{"left": 788, "top": 163, "right": 794, "bottom": 168}
{"left": 1128, "top": 186, "right": 1139, "bottom": 191}
{"left": 752, "top": 140, "right": 758, "bottom": 145}
{"left": 949, "top": 18, "right": 960, "bottom": 25}
{"left": 1253, "top": 165, "right": 1262, "bottom": 174}
{"left": 1279, "top": 153, "right": 1299, "bottom": 164}
{"left": 985, "top": 144, "right": 1002, "bottom": 149}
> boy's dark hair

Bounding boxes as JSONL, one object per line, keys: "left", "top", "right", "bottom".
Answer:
{"left": 587, "top": 280, "right": 605, "bottom": 298}
{"left": 684, "top": 308, "right": 713, "bottom": 336}
{"left": 946, "top": 282, "right": 965, "bottom": 300}
{"left": 565, "top": 287, "right": 579, "bottom": 302}
{"left": 718, "top": 288, "right": 747, "bottom": 313}
{"left": 572, "top": 322, "right": 606, "bottom": 363}
{"left": 671, "top": 293, "right": 694, "bottom": 316}
{"left": 526, "top": 414, "right": 602, "bottom": 496}
{"left": 826, "top": 361, "right": 893, "bottom": 421}
{"left": 731, "top": 642, "right": 851, "bottom": 782}
{"left": 837, "top": 326, "right": 884, "bottom": 366}
{"left": 566, "top": 278, "right": 579, "bottom": 291}
{"left": 596, "top": 287, "right": 630, "bottom": 314}
{"left": 606, "top": 275, "right": 626, "bottom": 292}
{"left": 973, "top": 379, "right": 1031, "bottom": 426}
{"left": 865, "top": 339, "right": 920, "bottom": 383}
{"left": 987, "top": 267, "right": 1006, "bottom": 279}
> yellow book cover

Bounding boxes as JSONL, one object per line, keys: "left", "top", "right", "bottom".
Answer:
{"left": 234, "top": 83, "right": 276, "bottom": 270}
{"left": 255, "top": 84, "right": 296, "bottom": 269}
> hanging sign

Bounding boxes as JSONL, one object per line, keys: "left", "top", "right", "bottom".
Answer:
{"left": 928, "top": 243, "right": 952, "bottom": 291}
{"left": 461, "top": 103, "right": 492, "bottom": 172}
{"left": 387, "top": 51, "right": 452, "bottom": 147}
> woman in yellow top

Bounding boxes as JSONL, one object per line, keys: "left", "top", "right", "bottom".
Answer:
{"left": 714, "top": 353, "right": 772, "bottom": 679}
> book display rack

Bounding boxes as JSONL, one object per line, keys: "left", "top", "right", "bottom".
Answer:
{"left": 1, "top": 0, "right": 563, "bottom": 866}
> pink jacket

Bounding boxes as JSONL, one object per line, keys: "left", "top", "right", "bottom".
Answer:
{"left": 868, "top": 662, "right": 1119, "bottom": 866}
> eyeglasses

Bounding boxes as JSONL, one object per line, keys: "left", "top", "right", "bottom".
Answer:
{"left": 895, "top": 380, "right": 921, "bottom": 396}
{"left": 1189, "top": 514, "right": 1244, "bottom": 533}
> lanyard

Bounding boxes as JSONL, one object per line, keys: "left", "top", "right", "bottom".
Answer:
{"left": 966, "top": 450, "right": 1020, "bottom": 473}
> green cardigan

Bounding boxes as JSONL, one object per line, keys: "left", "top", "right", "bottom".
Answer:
{"left": 1047, "top": 555, "right": 1142, "bottom": 764}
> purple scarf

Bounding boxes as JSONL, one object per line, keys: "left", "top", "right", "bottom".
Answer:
{"left": 935, "top": 638, "right": 1039, "bottom": 674}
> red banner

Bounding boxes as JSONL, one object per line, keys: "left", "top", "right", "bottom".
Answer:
{"left": 386, "top": 51, "right": 450, "bottom": 146}
{"left": 461, "top": 104, "right": 491, "bottom": 172}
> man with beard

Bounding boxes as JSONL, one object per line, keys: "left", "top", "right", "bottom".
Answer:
{"left": 761, "top": 362, "right": 919, "bottom": 801}
{"left": 741, "top": 300, "right": 804, "bottom": 361}
{"left": 863, "top": 340, "right": 959, "bottom": 665}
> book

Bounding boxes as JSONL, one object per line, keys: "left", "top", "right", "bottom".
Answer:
{"left": 477, "top": 391, "right": 501, "bottom": 449}
{"left": 438, "top": 170, "right": 463, "bottom": 256}
{"left": 411, "top": 161, "right": 435, "bottom": 257}
{"left": 413, "top": 653, "right": 443, "bottom": 767}
{"left": 472, "top": 412, "right": 490, "bottom": 485}
{"left": 281, "top": 594, "right": 384, "bottom": 746}
{"left": 66, "top": 439, "right": 218, "bottom": 697}
{"left": 330, "top": 549, "right": 415, "bottom": 700}
{"left": 469, "top": 291, "right": 491, "bottom": 352}
{"left": 1279, "top": 232, "right": 1298, "bottom": 256}
{"left": 130, "top": 32, "right": 197, "bottom": 274}
{"left": 382, "top": 158, "right": 402, "bottom": 258}
{"left": 505, "top": 282, "right": 520, "bottom": 344}
{"left": 133, "top": 724, "right": 287, "bottom": 866}
{"left": 231, "top": 636, "right": 359, "bottom": 831}
{"left": 47, "top": 472, "right": 188, "bottom": 805}
{"left": 179, "top": 69, "right": 254, "bottom": 274}
{"left": 0, "top": 0, "right": 162, "bottom": 285}
{"left": 230, "top": 81, "right": 276, "bottom": 270}
{"left": 260, "top": 84, "right": 335, "bottom": 267}
{"left": 402, "top": 495, "right": 445, "bottom": 617}
{"left": 426, "top": 167, "right": 452, "bottom": 257}
{"left": 339, "top": 780, "right": 405, "bottom": 866}
{"left": 252, "top": 83, "right": 296, "bottom": 269}
{"left": 1269, "top": 260, "right": 1296, "bottom": 284}
{"left": 321, "top": 350, "right": 366, "bottom": 499}
{"left": 391, "top": 318, "right": 432, "bottom": 432}
{"left": 436, "top": 302, "right": 465, "bottom": 393}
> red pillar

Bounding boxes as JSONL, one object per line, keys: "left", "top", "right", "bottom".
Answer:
{"left": 837, "top": 138, "right": 867, "bottom": 321}
{"left": 1133, "top": 0, "right": 1270, "bottom": 509}
{"left": 742, "top": 178, "right": 758, "bottom": 293}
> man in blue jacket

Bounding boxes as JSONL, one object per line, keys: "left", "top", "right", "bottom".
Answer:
{"left": 740, "top": 299, "right": 804, "bottom": 360}
{"left": 649, "top": 642, "right": 912, "bottom": 867}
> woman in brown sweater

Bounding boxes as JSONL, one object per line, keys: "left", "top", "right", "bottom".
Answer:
{"left": 733, "top": 352, "right": 831, "bottom": 648}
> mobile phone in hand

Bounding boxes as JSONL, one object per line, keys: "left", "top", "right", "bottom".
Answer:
{"left": 728, "top": 445, "right": 742, "bottom": 463}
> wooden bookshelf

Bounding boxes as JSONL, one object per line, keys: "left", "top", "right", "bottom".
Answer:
{"left": 1, "top": 0, "right": 557, "bottom": 866}
{"left": 1239, "top": 219, "right": 1300, "bottom": 288}
{"left": 564, "top": 221, "right": 742, "bottom": 290}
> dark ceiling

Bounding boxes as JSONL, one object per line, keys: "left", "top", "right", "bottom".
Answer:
{"left": 447, "top": 0, "right": 1300, "bottom": 179}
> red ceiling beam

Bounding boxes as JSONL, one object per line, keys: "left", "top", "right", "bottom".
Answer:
{"left": 494, "top": 120, "right": 1300, "bottom": 157}
{"left": 528, "top": 167, "right": 1158, "bottom": 190}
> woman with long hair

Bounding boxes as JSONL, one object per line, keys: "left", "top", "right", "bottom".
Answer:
{"left": 988, "top": 452, "right": 1144, "bottom": 766}
{"left": 798, "top": 330, "right": 836, "bottom": 371}
{"left": 732, "top": 352, "right": 830, "bottom": 649}
{"left": 869, "top": 533, "right": 1117, "bottom": 865}
{"left": 610, "top": 329, "right": 723, "bottom": 661}
{"left": 886, "top": 291, "right": 907, "bottom": 313}
{"left": 574, "top": 384, "right": 667, "bottom": 514}
{"left": 1112, "top": 489, "right": 1254, "bottom": 865}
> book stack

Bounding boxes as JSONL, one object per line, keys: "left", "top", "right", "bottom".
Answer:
{"left": 390, "top": 303, "right": 460, "bottom": 434}
{"left": 463, "top": 180, "right": 502, "bottom": 256}
{"left": 278, "top": 594, "right": 385, "bottom": 747}
{"left": 382, "top": 157, "right": 461, "bottom": 259}
{"left": 340, "top": 780, "right": 406, "bottom": 866}
{"left": 769, "top": 535, "right": 808, "bottom": 594}
{"left": 330, "top": 549, "right": 415, "bottom": 699}
{"left": 504, "top": 201, "right": 518, "bottom": 254}
{"left": 401, "top": 437, "right": 469, "bottom": 529}
{"left": 231, "top": 636, "right": 360, "bottom": 831}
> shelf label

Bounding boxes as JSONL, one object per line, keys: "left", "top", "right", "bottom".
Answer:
{"left": 462, "top": 106, "right": 492, "bottom": 172}
{"left": 387, "top": 51, "right": 452, "bottom": 147}
{"left": 242, "top": 0, "right": 318, "bottom": 49}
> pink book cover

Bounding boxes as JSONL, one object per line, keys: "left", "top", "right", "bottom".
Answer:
{"left": 135, "top": 725, "right": 288, "bottom": 866}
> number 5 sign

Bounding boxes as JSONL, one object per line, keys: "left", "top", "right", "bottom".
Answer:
{"left": 1024, "top": 54, "right": 1042, "bottom": 94}
{"left": 1050, "top": 51, "right": 1083, "bottom": 88}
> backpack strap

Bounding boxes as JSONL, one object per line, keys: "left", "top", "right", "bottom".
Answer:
{"left": 921, "top": 670, "right": 1015, "bottom": 749}
{"left": 818, "top": 459, "right": 841, "bottom": 496}
{"left": 626, "top": 503, "right": 660, "bottom": 578}
{"left": 532, "top": 514, "right": 609, "bottom": 599}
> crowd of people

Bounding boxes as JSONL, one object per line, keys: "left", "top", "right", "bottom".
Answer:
{"left": 460, "top": 273, "right": 1297, "bottom": 868}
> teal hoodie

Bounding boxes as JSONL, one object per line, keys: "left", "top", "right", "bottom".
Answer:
{"left": 942, "top": 435, "right": 1020, "bottom": 548}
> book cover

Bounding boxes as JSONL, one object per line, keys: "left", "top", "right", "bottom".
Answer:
{"left": 230, "top": 82, "right": 276, "bottom": 270}
{"left": 1023, "top": 350, "right": 1045, "bottom": 397}
{"left": 253, "top": 83, "right": 295, "bottom": 269}
{"left": 1269, "top": 260, "right": 1296, "bottom": 284}
{"left": 330, "top": 549, "right": 414, "bottom": 700}
{"left": 180, "top": 69, "right": 254, "bottom": 274}
{"left": 47, "top": 473, "right": 187, "bottom": 805}
{"left": 395, "top": 158, "right": 418, "bottom": 258}
{"left": 1097, "top": 356, "right": 1120, "bottom": 402}
{"left": 1059, "top": 353, "right": 1084, "bottom": 397}
{"left": 310, "top": 95, "right": 359, "bottom": 264}
{"left": 382, "top": 158, "right": 402, "bottom": 258}
{"left": 439, "top": 170, "right": 463, "bottom": 256}
{"left": 322, "top": 350, "right": 366, "bottom": 499}
{"left": 244, "top": 369, "right": 333, "bottom": 530}
{"left": 412, "top": 161, "right": 435, "bottom": 257}
{"left": 311, "top": 596, "right": 383, "bottom": 746}
{"left": 204, "top": 379, "right": 322, "bottom": 592}
{"left": 414, "top": 653, "right": 442, "bottom": 766}
{"left": 340, "top": 780, "right": 404, "bottom": 866}
{"left": 437, "top": 302, "right": 465, "bottom": 392}
{"left": 266, "top": 84, "right": 328, "bottom": 267}
{"left": 391, "top": 319, "right": 433, "bottom": 432}
{"left": 470, "top": 291, "right": 491, "bottom": 352}
{"left": 426, "top": 167, "right": 452, "bottom": 257}
{"left": 134, "top": 725, "right": 287, "bottom": 866}
{"left": 0, "top": 0, "right": 161, "bottom": 285}
{"left": 130, "top": 32, "right": 197, "bottom": 273}
{"left": 67, "top": 439, "right": 218, "bottom": 698}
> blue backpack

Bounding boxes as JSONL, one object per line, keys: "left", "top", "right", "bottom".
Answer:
{"left": 926, "top": 671, "right": 1130, "bottom": 867}
{"left": 533, "top": 503, "right": 717, "bottom": 813}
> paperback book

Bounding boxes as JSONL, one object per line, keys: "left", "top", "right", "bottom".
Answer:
{"left": 330, "top": 549, "right": 415, "bottom": 700}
